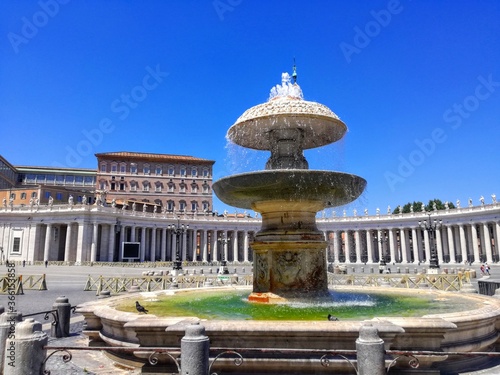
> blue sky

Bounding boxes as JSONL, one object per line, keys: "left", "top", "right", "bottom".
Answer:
{"left": 1, "top": 0, "right": 499, "bottom": 215}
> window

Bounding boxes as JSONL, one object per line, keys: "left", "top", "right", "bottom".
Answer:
{"left": 26, "top": 174, "right": 36, "bottom": 183}
{"left": 20, "top": 192, "right": 26, "bottom": 200}
{"left": 130, "top": 181, "right": 137, "bottom": 192}
{"left": 202, "top": 202, "right": 210, "bottom": 211}
{"left": 31, "top": 192, "right": 37, "bottom": 198}
{"left": 203, "top": 183, "right": 209, "bottom": 194}
{"left": 75, "top": 176, "right": 83, "bottom": 184}
{"left": 56, "top": 175, "right": 64, "bottom": 184}
{"left": 143, "top": 165, "right": 150, "bottom": 175}
{"left": 156, "top": 166, "right": 162, "bottom": 175}
{"left": 100, "top": 164, "right": 107, "bottom": 172}
{"left": 46, "top": 175, "right": 55, "bottom": 183}
{"left": 168, "top": 183, "right": 174, "bottom": 193}
{"left": 99, "top": 180, "right": 106, "bottom": 190}
{"left": 84, "top": 176, "right": 94, "bottom": 185}
{"left": 130, "top": 164, "right": 137, "bottom": 174}
{"left": 180, "top": 183, "right": 186, "bottom": 193}
{"left": 155, "top": 182, "right": 162, "bottom": 192}
{"left": 191, "top": 183, "right": 198, "bottom": 193}
{"left": 45, "top": 192, "right": 51, "bottom": 199}
{"left": 143, "top": 181, "right": 150, "bottom": 192}
{"left": 12, "top": 237, "right": 21, "bottom": 254}
{"left": 119, "top": 183, "right": 125, "bottom": 191}
{"left": 191, "top": 168, "right": 197, "bottom": 177}
{"left": 191, "top": 202, "right": 197, "bottom": 211}
{"left": 10, "top": 193, "right": 16, "bottom": 199}
{"left": 180, "top": 167, "right": 186, "bottom": 177}
{"left": 111, "top": 164, "right": 117, "bottom": 173}
{"left": 36, "top": 175, "right": 46, "bottom": 183}
{"left": 203, "top": 169, "right": 209, "bottom": 177}
{"left": 167, "top": 201, "right": 174, "bottom": 211}
{"left": 120, "top": 164, "right": 126, "bottom": 174}
{"left": 66, "top": 176, "right": 74, "bottom": 184}
{"left": 168, "top": 167, "right": 174, "bottom": 176}
{"left": 56, "top": 192, "right": 63, "bottom": 200}
{"left": 179, "top": 201, "right": 186, "bottom": 211}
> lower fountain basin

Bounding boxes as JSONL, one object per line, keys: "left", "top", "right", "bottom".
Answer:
{"left": 77, "top": 286, "right": 500, "bottom": 374}
{"left": 212, "top": 170, "right": 367, "bottom": 210}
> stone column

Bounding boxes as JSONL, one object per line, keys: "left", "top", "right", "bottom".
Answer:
{"left": 161, "top": 228, "right": 167, "bottom": 261}
{"left": 107, "top": 224, "right": 116, "bottom": 262}
{"left": 43, "top": 223, "right": 52, "bottom": 262}
{"left": 447, "top": 225, "right": 456, "bottom": 263}
{"left": 436, "top": 226, "right": 443, "bottom": 264}
{"left": 90, "top": 223, "right": 99, "bottom": 262}
{"left": 243, "top": 231, "right": 249, "bottom": 262}
{"left": 423, "top": 229, "right": 431, "bottom": 264}
{"left": 64, "top": 223, "right": 72, "bottom": 262}
{"left": 211, "top": 230, "right": 218, "bottom": 262}
{"left": 471, "top": 224, "right": 480, "bottom": 262}
{"left": 118, "top": 226, "right": 125, "bottom": 262}
{"left": 495, "top": 222, "right": 500, "bottom": 262}
{"left": 482, "top": 223, "right": 493, "bottom": 263}
{"left": 151, "top": 227, "right": 157, "bottom": 261}
{"left": 201, "top": 230, "right": 208, "bottom": 262}
{"left": 232, "top": 230, "right": 239, "bottom": 262}
{"left": 354, "top": 230, "right": 362, "bottom": 264}
{"left": 366, "top": 230, "right": 374, "bottom": 263}
{"left": 140, "top": 227, "right": 146, "bottom": 262}
{"left": 333, "top": 231, "right": 340, "bottom": 263}
{"left": 388, "top": 229, "right": 397, "bottom": 263}
{"left": 344, "top": 231, "right": 351, "bottom": 264}
{"left": 181, "top": 229, "right": 188, "bottom": 262}
{"left": 459, "top": 224, "right": 468, "bottom": 263}
{"left": 0, "top": 312, "right": 22, "bottom": 372}
{"left": 400, "top": 228, "right": 409, "bottom": 264}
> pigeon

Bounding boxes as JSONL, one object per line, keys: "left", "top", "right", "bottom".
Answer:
{"left": 327, "top": 314, "right": 339, "bottom": 321}
{"left": 135, "top": 301, "right": 148, "bottom": 314}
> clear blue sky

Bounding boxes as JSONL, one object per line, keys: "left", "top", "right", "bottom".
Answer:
{"left": 1, "top": 0, "right": 499, "bottom": 215}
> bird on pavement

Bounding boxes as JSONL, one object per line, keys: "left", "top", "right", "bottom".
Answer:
{"left": 135, "top": 301, "right": 148, "bottom": 314}
{"left": 327, "top": 314, "right": 339, "bottom": 321}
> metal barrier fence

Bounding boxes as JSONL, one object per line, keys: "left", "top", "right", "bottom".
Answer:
{"left": 84, "top": 272, "right": 471, "bottom": 295}
{"left": 84, "top": 274, "right": 253, "bottom": 295}
{"left": 0, "top": 274, "right": 48, "bottom": 294}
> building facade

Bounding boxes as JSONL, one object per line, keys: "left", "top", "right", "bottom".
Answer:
{"left": 95, "top": 152, "right": 215, "bottom": 213}
{"left": 0, "top": 198, "right": 499, "bottom": 266}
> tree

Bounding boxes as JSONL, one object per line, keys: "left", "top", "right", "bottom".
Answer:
{"left": 393, "top": 199, "right": 455, "bottom": 214}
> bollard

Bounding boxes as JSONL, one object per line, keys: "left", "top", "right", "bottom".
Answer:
{"left": 356, "top": 324, "right": 385, "bottom": 375}
{"left": 405, "top": 267, "right": 409, "bottom": 274}
{"left": 181, "top": 322, "right": 210, "bottom": 375}
{"left": 4, "top": 318, "right": 48, "bottom": 375}
{"left": 51, "top": 296, "right": 71, "bottom": 338}
{"left": 0, "top": 312, "right": 22, "bottom": 372}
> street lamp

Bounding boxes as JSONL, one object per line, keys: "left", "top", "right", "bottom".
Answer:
{"left": 217, "top": 232, "right": 230, "bottom": 275}
{"left": 419, "top": 212, "right": 442, "bottom": 270}
{"left": 376, "top": 231, "right": 388, "bottom": 273}
{"left": 168, "top": 220, "right": 189, "bottom": 271}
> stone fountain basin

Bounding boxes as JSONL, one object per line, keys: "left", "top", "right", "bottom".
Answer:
{"left": 213, "top": 170, "right": 367, "bottom": 210}
{"left": 77, "top": 286, "right": 500, "bottom": 374}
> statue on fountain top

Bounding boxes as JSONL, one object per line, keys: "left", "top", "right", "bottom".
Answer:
{"left": 269, "top": 72, "right": 303, "bottom": 100}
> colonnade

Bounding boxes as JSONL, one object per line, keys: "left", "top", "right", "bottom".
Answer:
{"left": 1, "top": 204, "right": 500, "bottom": 265}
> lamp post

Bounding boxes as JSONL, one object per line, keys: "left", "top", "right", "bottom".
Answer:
{"left": 377, "top": 231, "right": 388, "bottom": 273}
{"left": 168, "top": 220, "right": 188, "bottom": 272}
{"left": 217, "top": 232, "right": 230, "bottom": 275}
{"left": 419, "top": 212, "right": 442, "bottom": 271}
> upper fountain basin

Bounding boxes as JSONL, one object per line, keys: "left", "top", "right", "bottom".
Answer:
{"left": 227, "top": 97, "right": 347, "bottom": 151}
{"left": 212, "top": 169, "right": 367, "bottom": 210}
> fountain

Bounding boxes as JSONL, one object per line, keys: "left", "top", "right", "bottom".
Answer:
{"left": 77, "top": 69, "right": 500, "bottom": 374}
{"left": 213, "top": 69, "right": 366, "bottom": 302}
